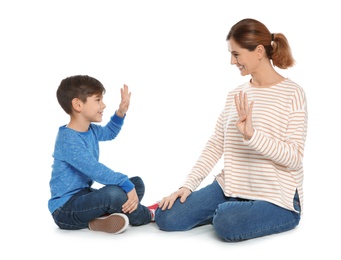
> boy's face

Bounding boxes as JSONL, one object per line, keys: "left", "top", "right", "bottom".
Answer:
{"left": 81, "top": 93, "right": 106, "bottom": 123}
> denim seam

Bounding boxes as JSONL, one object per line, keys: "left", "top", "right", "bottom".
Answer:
{"left": 231, "top": 217, "right": 298, "bottom": 241}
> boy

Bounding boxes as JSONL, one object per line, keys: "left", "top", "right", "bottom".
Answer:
{"left": 48, "top": 75, "right": 155, "bottom": 234}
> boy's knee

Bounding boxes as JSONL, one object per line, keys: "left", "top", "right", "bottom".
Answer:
{"left": 130, "top": 176, "right": 143, "bottom": 185}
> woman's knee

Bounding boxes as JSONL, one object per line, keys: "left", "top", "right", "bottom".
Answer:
{"left": 212, "top": 200, "right": 300, "bottom": 242}
{"left": 155, "top": 208, "right": 176, "bottom": 231}
{"left": 155, "top": 207, "right": 192, "bottom": 231}
{"left": 212, "top": 205, "right": 245, "bottom": 241}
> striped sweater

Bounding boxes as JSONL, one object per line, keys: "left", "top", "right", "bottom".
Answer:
{"left": 183, "top": 78, "right": 308, "bottom": 213}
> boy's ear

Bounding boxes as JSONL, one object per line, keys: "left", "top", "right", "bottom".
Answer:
{"left": 71, "top": 98, "right": 83, "bottom": 112}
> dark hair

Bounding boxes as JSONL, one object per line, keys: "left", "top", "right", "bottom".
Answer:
{"left": 56, "top": 75, "right": 105, "bottom": 114}
{"left": 226, "top": 18, "right": 295, "bottom": 69}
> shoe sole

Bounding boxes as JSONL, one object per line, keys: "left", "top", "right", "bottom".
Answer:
{"left": 88, "top": 213, "right": 129, "bottom": 234}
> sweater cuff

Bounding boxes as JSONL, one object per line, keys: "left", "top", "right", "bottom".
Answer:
{"left": 112, "top": 113, "right": 125, "bottom": 125}
{"left": 243, "top": 128, "right": 259, "bottom": 146}
{"left": 120, "top": 179, "right": 135, "bottom": 193}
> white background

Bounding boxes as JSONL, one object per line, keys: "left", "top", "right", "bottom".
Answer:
{"left": 1, "top": 0, "right": 339, "bottom": 259}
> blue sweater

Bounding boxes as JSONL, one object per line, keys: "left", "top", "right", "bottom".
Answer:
{"left": 48, "top": 113, "right": 134, "bottom": 214}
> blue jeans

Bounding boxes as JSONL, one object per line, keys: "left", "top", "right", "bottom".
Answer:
{"left": 155, "top": 180, "right": 301, "bottom": 242}
{"left": 52, "top": 176, "right": 151, "bottom": 230}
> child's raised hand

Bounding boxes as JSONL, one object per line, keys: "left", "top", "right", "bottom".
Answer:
{"left": 117, "top": 84, "right": 131, "bottom": 117}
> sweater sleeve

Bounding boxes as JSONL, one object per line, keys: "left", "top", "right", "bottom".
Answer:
{"left": 182, "top": 109, "right": 225, "bottom": 191}
{"left": 245, "top": 88, "right": 308, "bottom": 170}
{"left": 54, "top": 128, "right": 134, "bottom": 193}
{"left": 91, "top": 113, "right": 125, "bottom": 141}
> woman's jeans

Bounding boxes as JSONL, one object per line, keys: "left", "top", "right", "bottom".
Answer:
{"left": 52, "top": 176, "right": 151, "bottom": 230}
{"left": 155, "top": 180, "right": 301, "bottom": 242}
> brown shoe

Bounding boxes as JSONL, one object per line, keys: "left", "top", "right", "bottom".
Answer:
{"left": 88, "top": 213, "right": 129, "bottom": 234}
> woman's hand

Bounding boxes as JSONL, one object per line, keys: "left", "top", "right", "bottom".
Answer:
{"left": 158, "top": 187, "right": 192, "bottom": 210}
{"left": 234, "top": 91, "right": 254, "bottom": 140}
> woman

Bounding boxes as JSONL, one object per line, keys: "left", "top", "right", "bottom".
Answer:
{"left": 155, "top": 18, "right": 308, "bottom": 242}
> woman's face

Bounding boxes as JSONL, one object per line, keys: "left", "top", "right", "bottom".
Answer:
{"left": 228, "top": 38, "right": 260, "bottom": 76}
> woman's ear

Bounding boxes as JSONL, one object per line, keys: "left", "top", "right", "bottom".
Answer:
{"left": 256, "top": 44, "right": 265, "bottom": 60}
{"left": 71, "top": 98, "right": 83, "bottom": 112}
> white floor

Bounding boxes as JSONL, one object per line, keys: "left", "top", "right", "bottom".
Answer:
{"left": 1, "top": 1, "right": 340, "bottom": 259}
{"left": 3, "top": 187, "right": 337, "bottom": 260}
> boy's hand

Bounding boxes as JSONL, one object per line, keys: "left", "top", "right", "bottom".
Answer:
{"left": 117, "top": 84, "right": 131, "bottom": 117}
{"left": 122, "top": 188, "right": 139, "bottom": 214}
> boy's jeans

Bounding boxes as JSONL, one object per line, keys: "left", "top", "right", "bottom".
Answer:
{"left": 52, "top": 176, "right": 151, "bottom": 230}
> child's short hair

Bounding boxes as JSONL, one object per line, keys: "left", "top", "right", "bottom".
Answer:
{"left": 57, "top": 75, "right": 106, "bottom": 114}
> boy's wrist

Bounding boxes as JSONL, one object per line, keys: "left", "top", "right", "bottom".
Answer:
{"left": 116, "top": 109, "right": 125, "bottom": 118}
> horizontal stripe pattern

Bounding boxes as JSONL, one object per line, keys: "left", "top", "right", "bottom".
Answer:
{"left": 183, "top": 78, "right": 307, "bottom": 212}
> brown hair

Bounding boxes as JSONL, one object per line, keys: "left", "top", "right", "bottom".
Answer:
{"left": 226, "top": 18, "right": 295, "bottom": 69}
{"left": 56, "top": 75, "right": 105, "bottom": 115}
